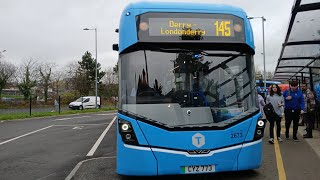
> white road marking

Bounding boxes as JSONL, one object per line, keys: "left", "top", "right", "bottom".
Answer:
{"left": 0, "top": 126, "right": 53, "bottom": 146}
{"left": 65, "top": 161, "right": 82, "bottom": 180}
{"left": 65, "top": 156, "right": 116, "bottom": 180}
{"left": 72, "top": 126, "right": 83, "bottom": 130}
{"left": 52, "top": 123, "right": 108, "bottom": 127}
{"left": 86, "top": 116, "right": 117, "bottom": 156}
{"left": 54, "top": 118, "right": 72, "bottom": 121}
{"left": 95, "top": 113, "right": 117, "bottom": 116}
{"left": 36, "top": 172, "right": 57, "bottom": 180}
{"left": 53, "top": 116, "right": 91, "bottom": 121}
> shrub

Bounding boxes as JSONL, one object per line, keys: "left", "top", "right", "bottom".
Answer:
{"left": 60, "top": 92, "right": 78, "bottom": 105}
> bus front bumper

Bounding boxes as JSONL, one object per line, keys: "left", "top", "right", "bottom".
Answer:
{"left": 116, "top": 139, "right": 263, "bottom": 176}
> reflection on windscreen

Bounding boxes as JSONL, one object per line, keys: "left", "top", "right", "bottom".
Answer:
{"left": 119, "top": 49, "right": 257, "bottom": 127}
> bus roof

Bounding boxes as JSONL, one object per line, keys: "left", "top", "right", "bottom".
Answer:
{"left": 124, "top": 1, "right": 246, "bottom": 13}
{"left": 118, "top": 1, "right": 254, "bottom": 53}
{"left": 256, "top": 80, "right": 281, "bottom": 84}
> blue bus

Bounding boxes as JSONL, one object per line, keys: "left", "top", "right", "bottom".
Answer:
{"left": 256, "top": 80, "right": 281, "bottom": 96}
{"left": 114, "top": 1, "right": 266, "bottom": 177}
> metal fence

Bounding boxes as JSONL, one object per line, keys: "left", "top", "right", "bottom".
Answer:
{"left": 0, "top": 96, "right": 117, "bottom": 116}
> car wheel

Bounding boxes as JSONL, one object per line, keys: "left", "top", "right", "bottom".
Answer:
{"left": 79, "top": 106, "right": 83, "bottom": 110}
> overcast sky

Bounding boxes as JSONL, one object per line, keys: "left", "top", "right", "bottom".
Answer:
{"left": 0, "top": 0, "right": 294, "bottom": 72}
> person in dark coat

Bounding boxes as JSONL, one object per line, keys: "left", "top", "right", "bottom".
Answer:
{"left": 282, "top": 80, "right": 305, "bottom": 142}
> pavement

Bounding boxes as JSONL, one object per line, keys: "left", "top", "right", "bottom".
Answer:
{"left": 263, "top": 113, "right": 320, "bottom": 159}
{"left": 297, "top": 124, "right": 320, "bottom": 158}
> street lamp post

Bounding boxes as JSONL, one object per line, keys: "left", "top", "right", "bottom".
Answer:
{"left": 83, "top": 28, "right": 98, "bottom": 108}
{"left": 248, "top": 16, "right": 267, "bottom": 97}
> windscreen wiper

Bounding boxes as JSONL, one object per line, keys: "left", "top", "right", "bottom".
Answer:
{"left": 157, "top": 47, "right": 207, "bottom": 54}
{"left": 157, "top": 48, "right": 244, "bottom": 57}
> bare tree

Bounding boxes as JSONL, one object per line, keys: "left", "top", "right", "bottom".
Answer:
{"left": 102, "top": 67, "right": 118, "bottom": 85}
{"left": 0, "top": 59, "right": 16, "bottom": 98}
{"left": 17, "top": 58, "right": 38, "bottom": 100}
{"left": 38, "top": 62, "right": 55, "bottom": 103}
{"left": 255, "top": 65, "right": 263, "bottom": 80}
{"left": 101, "top": 65, "right": 118, "bottom": 98}
{"left": 255, "top": 65, "right": 274, "bottom": 80}
{"left": 64, "top": 61, "right": 86, "bottom": 96}
{"left": 52, "top": 69, "right": 65, "bottom": 98}
{"left": 267, "top": 71, "right": 274, "bottom": 80}
{"left": 64, "top": 62, "right": 79, "bottom": 92}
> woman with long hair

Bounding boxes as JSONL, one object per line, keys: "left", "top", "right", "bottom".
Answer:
{"left": 266, "top": 84, "right": 285, "bottom": 144}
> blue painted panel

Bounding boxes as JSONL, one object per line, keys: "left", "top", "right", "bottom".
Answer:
{"left": 117, "top": 139, "right": 263, "bottom": 175}
{"left": 137, "top": 119, "right": 252, "bottom": 150}
{"left": 154, "top": 148, "right": 239, "bottom": 175}
{"left": 237, "top": 140, "right": 263, "bottom": 170}
{"left": 116, "top": 133, "right": 157, "bottom": 176}
{"left": 244, "top": 113, "right": 261, "bottom": 141}
{"left": 116, "top": 112, "right": 263, "bottom": 175}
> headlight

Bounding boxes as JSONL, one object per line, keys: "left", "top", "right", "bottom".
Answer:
{"left": 118, "top": 118, "right": 138, "bottom": 145}
{"left": 121, "top": 123, "right": 129, "bottom": 131}
{"left": 254, "top": 118, "right": 266, "bottom": 141}
{"left": 257, "top": 120, "right": 265, "bottom": 127}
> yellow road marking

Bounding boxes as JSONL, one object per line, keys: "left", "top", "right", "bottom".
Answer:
{"left": 274, "top": 129, "right": 286, "bottom": 180}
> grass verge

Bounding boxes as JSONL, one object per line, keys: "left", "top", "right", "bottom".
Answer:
{"left": 0, "top": 107, "right": 117, "bottom": 121}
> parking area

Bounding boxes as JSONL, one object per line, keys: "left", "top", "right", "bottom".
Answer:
{"left": 0, "top": 112, "right": 116, "bottom": 180}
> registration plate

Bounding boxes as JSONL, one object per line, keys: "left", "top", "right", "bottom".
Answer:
{"left": 182, "top": 165, "right": 215, "bottom": 174}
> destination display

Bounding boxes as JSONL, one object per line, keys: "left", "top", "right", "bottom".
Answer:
{"left": 149, "top": 18, "right": 234, "bottom": 37}
{"left": 137, "top": 13, "right": 245, "bottom": 43}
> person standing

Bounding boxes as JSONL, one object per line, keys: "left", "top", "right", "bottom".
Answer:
{"left": 299, "top": 83, "right": 308, "bottom": 126}
{"left": 266, "top": 84, "right": 285, "bottom": 144}
{"left": 258, "top": 93, "right": 265, "bottom": 117}
{"left": 300, "top": 83, "right": 316, "bottom": 138}
{"left": 283, "top": 80, "right": 305, "bottom": 142}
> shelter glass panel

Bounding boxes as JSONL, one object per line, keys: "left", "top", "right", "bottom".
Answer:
{"left": 276, "top": 67, "right": 303, "bottom": 72}
{"left": 300, "top": 68, "right": 311, "bottom": 73}
{"left": 278, "top": 59, "right": 313, "bottom": 67}
{"left": 282, "top": 45, "right": 320, "bottom": 58}
{"left": 274, "top": 72, "right": 297, "bottom": 76}
{"left": 288, "top": 10, "right": 320, "bottom": 42}
{"left": 313, "top": 59, "right": 320, "bottom": 67}
{"left": 312, "top": 68, "right": 320, "bottom": 75}
{"left": 301, "top": 0, "right": 320, "bottom": 5}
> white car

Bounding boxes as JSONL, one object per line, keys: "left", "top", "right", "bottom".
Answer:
{"left": 69, "top": 96, "right": 101, "bottom": 110}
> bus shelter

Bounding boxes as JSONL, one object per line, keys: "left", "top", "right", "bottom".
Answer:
{"left": 273, "top": 0, "right": 320, "bottom": 127}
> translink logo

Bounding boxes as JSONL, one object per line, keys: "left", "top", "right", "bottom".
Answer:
{"left": 192, "top": 133, "right": 205, "bottom": 148}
